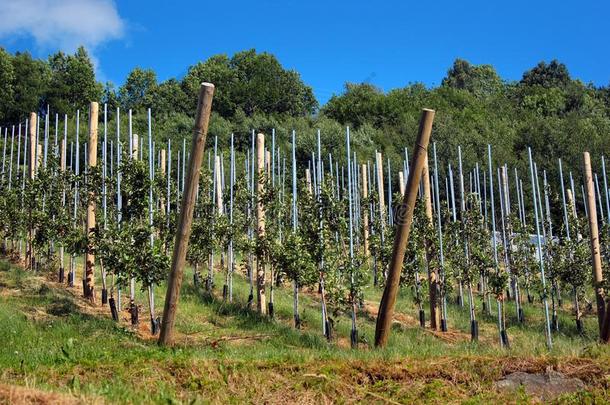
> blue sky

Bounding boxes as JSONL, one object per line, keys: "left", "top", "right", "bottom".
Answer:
{"left": 0, "top": 0, "right": 607, "bottom": 104}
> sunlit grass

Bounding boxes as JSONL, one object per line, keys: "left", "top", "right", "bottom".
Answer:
{"left": 0, "top": 257, "right": 609, "bottom": 403}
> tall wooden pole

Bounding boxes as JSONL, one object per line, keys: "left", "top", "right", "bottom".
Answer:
{"left": 256, "top": 133, "right": 267, "bottom": 314}
{"left": 85, "top": 102, "right": 98, "bottom": 302}
{"left": 375, "top": 108, "right": 435, "bottom": 347}
{"left": 422, "top": 155, "right": 440, "bottom": 330}
{"left": 132, "top": 135, "right": 139, "bottom": 159}
{"left": 60, "top": 136, "right": 67, "bottom": 171}
{"left": 26, "top": 113, "right": 37, "bottom": 269}
{"left": 159, "top": 83, "right": 215, "bottom": 346}
{"left": 567, "top": 189, "right": 576, "bottom": 218}
{"left": 59, "top": 133, "right": 67, "bottom": 281}
{"left": 160, "top": 148, "right": 166, "bottom": 214}
{"left": 305, "top": 168, "right": 312, "bottom": 194}
{"left": 583, "top": 152, "right": 606, "bottom": 335}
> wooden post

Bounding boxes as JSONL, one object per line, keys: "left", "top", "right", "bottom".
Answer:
{"left": 567, "top": 189, "right": 577, "bottom": 218}
{"left": 60, "top": 137, "right": 67, "bottom": 171}
{"left": 375, "top": 108, "right": 435, "bottom": 347}
{"left": 256, "top": 133, "right": 267, "bottom": 314}
{"left": 132, "top": 134, "right": 139, "bottom": 160}
{"left": 583, "top": 152, "right": 606, "bottom": 335}
{"left": 26, "top": 113, "right": 36, "bottom": 269}
{"left": 361, "top": 164, "right": 370, "bottom": 257}
{"left": 305, "top": 168, "right": 312, "bottom": 194}
{"left": 85, "top": 102, "right": 98, "bottom": 302}
{"left": 59, "top": 135, "right": 67, "bottom": 279}
{"left": 160, "top": 149, "right": 166, "bottom": 214}
{"left": 398, "top": 171, "right": 405, "bottom": 197}
{"left": 423, "top": 155, "right": 440, "bottom": 330}
{"left": 28, "top": 113, "right": 36, "bottom": 179}
{"left": 159, "top": 83, "right": 215, "bottom": 346}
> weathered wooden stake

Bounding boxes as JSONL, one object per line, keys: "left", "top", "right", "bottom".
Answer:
{"left": 59, "top": 129, "right": 67, "bottom": 281}
{"left": 583, "top": 152, "right": 606, "bottom": 336}
{"left": 423, "top": 155, "right": 440, "bottom": 330}
{"left": 375, "top": 108, "right": 435, "bottom": 347}
{"left": 60, "top": 136, "right": 67, "bottom": 171}
{"left": 132, "top": 134, "right": 139, "bottom": 159}
{"left": 85, "top": 102, "right": 98, "bottom": 302}
{"left": 158, "top": 83, "right": 215, "bottom": 346}
{"left": 256, "top": 133, "right": 267, "bottom": 314}
{"left": 305, "top": 168, "right": 312, "bottom": 194}
{"left": 160, "top": 148, "right": 166, "bottom": 214}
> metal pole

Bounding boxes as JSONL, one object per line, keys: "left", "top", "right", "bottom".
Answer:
{"left": 528, "top": 148, "right": 553, "bottom": 349}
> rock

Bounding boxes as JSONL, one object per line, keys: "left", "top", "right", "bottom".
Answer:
{"left": 494, "top": 368, "right": 585, "bottom": 401}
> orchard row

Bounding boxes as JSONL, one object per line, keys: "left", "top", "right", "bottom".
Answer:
{"left": 1, "top": 98, "right": 609, "bottom": 348}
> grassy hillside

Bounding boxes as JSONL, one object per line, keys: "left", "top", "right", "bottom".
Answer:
{"left": 1, "top": 259, "right": 609, "bottom": 404}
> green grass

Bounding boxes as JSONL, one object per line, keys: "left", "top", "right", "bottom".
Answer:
{"left": 1, "top": 258, "right": 609, "bottom": 403}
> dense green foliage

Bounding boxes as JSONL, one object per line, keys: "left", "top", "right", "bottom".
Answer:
{"left": 1, "top": 49, "right": 609, "bottom": 186}
{"left": 0, "top": 47, "right": 100, "bottom": 120}
{"left": 323, "top": 60, "right": 610, "bottom": 186}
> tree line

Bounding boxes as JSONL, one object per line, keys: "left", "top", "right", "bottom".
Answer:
{"left": 1, "top": 47, "right": 609, "bottom": 188}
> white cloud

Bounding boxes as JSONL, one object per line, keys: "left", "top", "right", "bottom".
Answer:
{"left": 0, "top": 0, "right": 125, "bottom": 74}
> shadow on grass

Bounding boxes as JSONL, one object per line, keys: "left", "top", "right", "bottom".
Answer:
{"left": 503, "top": 305, "right": 594, "bottom": 340}
{"left": 8, "top": 271, "right": 124, "bottom": 331}
{"left": 0, "top": 260, "right": 27, "bottom": 289}
{"left": 182, "top": 282, "right": 329, "bottom": 350}
{"left": 0, "top": 260, "right": 12, "bottom": 272}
